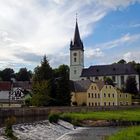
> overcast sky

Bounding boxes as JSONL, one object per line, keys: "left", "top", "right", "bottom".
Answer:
{"left": 0, "top": 0, "right": 140, "bottom": 71}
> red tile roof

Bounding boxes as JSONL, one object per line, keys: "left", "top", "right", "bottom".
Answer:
{"left": 0, "top": 82, "right": 11, "bottom": 90}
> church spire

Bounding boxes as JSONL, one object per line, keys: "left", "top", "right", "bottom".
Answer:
{"left": 70, "top": 15, "right": 84, "bottom": 51}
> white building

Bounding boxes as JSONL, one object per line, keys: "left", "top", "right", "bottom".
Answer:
{"left": 70, "top": 20, "right": 139, "bottom": 91}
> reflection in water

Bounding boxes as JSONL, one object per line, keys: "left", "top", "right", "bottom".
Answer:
{"left": 57, "top": 127, "right": 121, "bottom": 140}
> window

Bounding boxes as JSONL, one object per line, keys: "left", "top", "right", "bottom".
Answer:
{"left": 121, "top": 76, "right": 124, "bottom": 85}
{"left": 104, "top": 93, "right": 106, "bottom": 97}
{"left": 112, "top": 76, "right": 115, "bottom": 82}
{"left": 74, "top": 70, "right": 76, "bottom": 74}
{"left": 104, "top": 102, "right": 106, "bottom": 106}
{"left": 95, "top": 77, "right": 98, "bottom": 80}
{"left": 89, "top": 102, "right": 90, "bottom": 106}
{"left": 92, "top": 102, "right": 94, "bottom": 106}
{"left": 92, "top": 93, "right": 93, "bottom": 98}
{"left": 113, "top": 102, "right": 115, "bottom": 106}
{"left": 95, "top": 102, "right": 97, "bottom": 106}
{"left": 95, "top": 93, "right": 97, "bottom": 98}
{"left": 112, "top": 94, "right": 114, "bottom": 98}
{"left": 74, "top": 57, "right": 76, "bottom": 62}
{"left": 109, "top": 102, "right": 110, "bottom": 106}
{"left": 73, "top": 53, "right": 77, "bottom": 56}
{"left": 98, "top": 94, "right": 100, "bottom": 98}
{"left": 120, "top": 94, "right": 122, "bottom": 98}
{"left": 95, "top": 86, "right": 96, "bottom": 90}
{"left": 108, "top": 93, "right": 110, "bottom": 98}
{"left": 106, "top": 85, "right": 107, "bottom": 88}
{"left": 98, "top": 102, "right": 100, "bottom": 106}
{"left": 126, "top": 102, "right": 128, "bottom": 105}
{"left": 91, "top": 86, "right": 93, "bottom": 89}
{"left": 110, "top": 86, "right": 111, "bottom": 89}
{"left": 88, "top": 93, "right": 90, "bottom": 98}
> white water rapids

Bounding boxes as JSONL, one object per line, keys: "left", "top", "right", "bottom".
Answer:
{"left": 0, "top": 120, "right": 120, "bottom": 140}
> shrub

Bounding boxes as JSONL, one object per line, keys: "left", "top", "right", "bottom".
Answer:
{"left": 5, "top": 116, "right": 17, "bottom": 140}
{"left": 48, "top": 113, "right": 59, "bottom": 123}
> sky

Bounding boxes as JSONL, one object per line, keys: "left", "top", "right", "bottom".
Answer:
{"left": 0, "top": 0, "right": 140, "bottom": 71}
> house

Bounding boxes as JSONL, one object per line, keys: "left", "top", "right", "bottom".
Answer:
{"left": 71, "top": 80, "right": 131, "bottom": 106}
{"left": 69, "top": 20, "right": 139, "bottom": 91}
{"left": 0, "top": 81, "right": 31, "bottom": 107}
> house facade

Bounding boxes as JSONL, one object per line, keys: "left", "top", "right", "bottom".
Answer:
{"left": 71, "top": 80, "right": 132, "bottom": 106}
{"left": 70, "top": 20, "right": 139, "bottom": 91}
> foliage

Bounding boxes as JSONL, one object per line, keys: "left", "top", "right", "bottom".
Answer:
{"left": 107, "top": 126, "right": 140, "bottom": 140}
{"left": 25, "top": 98, "right": 32, "bottom": 106}
{"left": 1, "top": 68, "right": 14, "bottom": 81}
{"left": 117, "top": 59, "right": 126, "bottom": 64}
{"left": 53, "top": 65, "right": 71, "bottom": 106}
{"left": 60, "top": 109, "right": 140, "bottom": 122}
{"left": 16, "top": 68, "right": 32, "bottom": 81}
{"left": 31, "top": 81, "right": 52, "bottom": 106}
{"left": 104, "top": 77, "right": 115, "bottom": 86}
{"left": 33, "top": 55, "right": 53, "bottom": 81}
{"left": 48, "top": 113, "right": 59, "bottom": 123}
{"left": 5, "top": 116, "right": 17, "bottom": 140}
{"left": 125, "top": 76, "right": 138, "bottom": 94}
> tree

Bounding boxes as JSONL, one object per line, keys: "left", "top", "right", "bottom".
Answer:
{"left": 53, "top": 65, "right": 71, "bottom": 106}
{"left": 31, "top": 81, "right": 53, "bottom": 106}
{"left": 16, "top": 68, "right": 32, "bottom": 81}
{"left": 1, "top": 68, "right": 14, "bottom": 81}
{"left": 33, "top": 55, "right": 53, "bottom": 81}
{"left": 125, "top": 77, "right": 138, "bottom": 94}
{"left": 104, "top": 77, "right": 115, "bottom": 87}
{"left": 117, "top": 59, "right": 126, "bottom": 64}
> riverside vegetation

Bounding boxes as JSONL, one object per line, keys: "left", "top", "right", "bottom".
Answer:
{"left": 48, "top": 109, "right": 140, "bottom": 139}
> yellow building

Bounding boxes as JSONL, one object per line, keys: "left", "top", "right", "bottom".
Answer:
{"left": 71, "top": 80, "right": 132, "bottom": 106}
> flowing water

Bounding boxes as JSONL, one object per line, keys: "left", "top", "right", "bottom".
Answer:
{"left": 0, "top": 120, "right": 121, "bottom": 140}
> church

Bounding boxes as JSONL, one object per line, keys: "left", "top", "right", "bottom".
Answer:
{"left": 70, "top": 20, "right": 139, "bottom": 91}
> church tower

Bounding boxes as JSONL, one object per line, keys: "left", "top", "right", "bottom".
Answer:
{"left": 70, "top": 19, "right": 84, "bottom": 81}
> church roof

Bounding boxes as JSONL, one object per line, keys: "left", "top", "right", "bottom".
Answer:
{"left": 70, "top": 20, "right": 84, "bottom": 51}
{"left": 81, "top": 63, "right": 138, "bottom": 77}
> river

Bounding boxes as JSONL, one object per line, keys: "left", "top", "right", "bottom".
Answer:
{"left": 0, "top": 120, "right": 121, "bottom": 140}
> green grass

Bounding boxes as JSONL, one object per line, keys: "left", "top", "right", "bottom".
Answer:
{"left": 60, "top": 109, "right": 140, "bottom": 122}
{"left": 107, "top": 126, "right": 140, "bottom": 140}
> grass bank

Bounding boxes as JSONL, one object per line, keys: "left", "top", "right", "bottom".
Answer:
{"left": 107, "top": 126, "right": 140, "bottom": 140}
{"left": 60, "top": 109, "right": 140, "bottom": 126}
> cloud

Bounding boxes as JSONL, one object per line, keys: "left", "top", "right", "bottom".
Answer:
{"left": 85, "top": 48, "right": 104, "bottom": 59}
{"left": 95, "top": 33, "right": 140, "bottom": 50}
{"left": 0, "top": 0, "right": 140, "bottom": 70}
{"left": 123, "top": 51, "right": 140, "bottom": 62}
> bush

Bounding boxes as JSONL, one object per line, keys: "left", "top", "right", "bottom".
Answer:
{"left": 5, "top": 116, "right": 17, "bottom": 140}
{"left": 48, "top": 113, "right": 59, "bottom": 123}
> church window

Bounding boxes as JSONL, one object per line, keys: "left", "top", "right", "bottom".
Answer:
{"left": 74, "top": 57, "right": 76, "bottom": 62}
{"left": 73, "top": 53, "right": 77, "bottom": 56}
